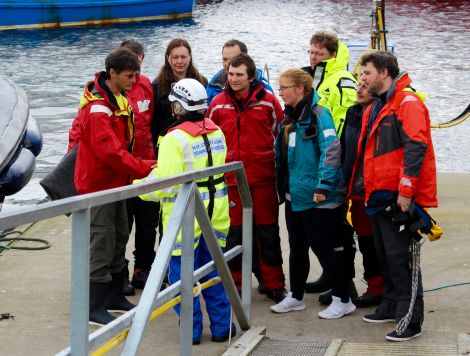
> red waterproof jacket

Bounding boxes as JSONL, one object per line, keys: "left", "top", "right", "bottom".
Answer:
{"left": 73, "top": 71, "right": 154, "bottom": 194}
{"left": 350, "top": 72, "right": 437, "bottom": 207}
{"left": 206, "top": 81, "right": 284, "bottom": 187}
{"left": 126, "top": 74, "right": 156, "bottom": 160}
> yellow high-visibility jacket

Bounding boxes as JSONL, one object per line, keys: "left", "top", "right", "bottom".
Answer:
{"left": 305, "top": 42, "right": 358, "bottom": 137}
{"left": 134, "top": 118, "right": 229, "bottom": 256}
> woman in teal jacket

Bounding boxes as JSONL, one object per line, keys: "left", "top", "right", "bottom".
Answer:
{"left": 271, "top": 68, "right": 355, "bottom": 319}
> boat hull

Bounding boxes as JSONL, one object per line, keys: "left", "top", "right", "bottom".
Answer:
{"left": 0, "top": 0, "right": 194, "bottom": 30}
{"left": 0, "top": 77, "right": 42, "bottom": 197}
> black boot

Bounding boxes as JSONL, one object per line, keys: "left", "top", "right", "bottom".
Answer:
{"left": 123, "top": 262, "right": 135, "bottom": 296}
{"left": 353, "top": 292, "right": 382, "bottom": 308}
{"left": 318, "top": 280, "right": 358, "bottom": 305}
{"left": 131, "top": 268, "right": 150, "bottom": 290}
{"left": 318, "top": 289, "right": 333, "bottom": 305}
{"left": 106, "top": 269, "right": 136, "bottom": 313}
{"left": 254, "top": 272, "right": 267, "bottom": 295}
{"left": 90, "top": 282, "right": 116, "bottom": 326}
{"left": 266, "top": 287, "right": 287, "bottom": 303}
{"left": 305, "top": 271, "right": 330, "bottom": 293}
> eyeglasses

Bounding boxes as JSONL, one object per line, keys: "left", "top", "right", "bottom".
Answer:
{"left": 278, "top": 85, "right": 295, "bottom": 92}
{"left": 307, "top": 49, "right": 329, "bottom": 57}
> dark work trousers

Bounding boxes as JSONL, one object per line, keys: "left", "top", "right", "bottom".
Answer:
{"left": 285, "top": 202, "right": 350, "bottom": 302}
{"left": 357, "top": 235, "right": 382, "bottom": 280}
{"left": 350, "top": 200, "right": 382, "bottom": 281}
{"left": 126, "top": 197, "right": 159, "bottom": 271}
{"left": 226, "top": 185, "right": 285, "bottom": 291}
{"left": 371, "top": 212, "right": 424, "bottom": 325}
{"left": 90, "top": 201, "right": 129, "bottom": 283}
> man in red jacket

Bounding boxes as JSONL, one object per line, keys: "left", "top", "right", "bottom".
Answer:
{"left": 119, "top": 39, "right": 160, "bottom": 294}
{"left": 72, "top": 47, "right": 155, "bottom": 325}
{"left": 206, "top": 53, "right": 287, "bottom": 303}
{"left": 352, "top": 51, "right": 437, "bottom": 341}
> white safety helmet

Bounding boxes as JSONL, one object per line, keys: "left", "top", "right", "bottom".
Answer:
{"left": 168, "top": 78, "right": 208, "bottom": 112}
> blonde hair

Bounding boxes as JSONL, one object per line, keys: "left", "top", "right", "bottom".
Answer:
{"left": 279, "top": 68, "right": 313, "bottom": 144}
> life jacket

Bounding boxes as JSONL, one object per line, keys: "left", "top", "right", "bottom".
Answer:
{"left": 135, "top": 118, "right": 229, "bottom": 256}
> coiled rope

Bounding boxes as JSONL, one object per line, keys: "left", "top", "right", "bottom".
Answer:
{"left": 396, "top": 236, "right": 423, "bottom": 335}
{"left": 0, "top": 225, "right": 50, "bottom": 251}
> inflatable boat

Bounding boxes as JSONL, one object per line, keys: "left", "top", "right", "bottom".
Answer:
{"left": 0, "top": 77, "right": 43, "bottom": 203}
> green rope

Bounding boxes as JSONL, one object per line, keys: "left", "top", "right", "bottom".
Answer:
{"left": 0, "top": 229, "right": 51, "bottom": 251}
{"left": 424, "top": 282, "right": 470, "bottom": 292}
{"left": 360, "top": 276, "right": 470, "bottom": 293}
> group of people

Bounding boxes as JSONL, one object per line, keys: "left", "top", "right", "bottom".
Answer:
{"left": 68, "top": 30, "right": 437, "bottom": 344}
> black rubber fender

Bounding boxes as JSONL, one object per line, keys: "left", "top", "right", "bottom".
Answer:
{"left": 22, "top": 115, "right": 43, "bottom": 157}
{"left": 0, "top": 147, "right": 36, "bottom": 196}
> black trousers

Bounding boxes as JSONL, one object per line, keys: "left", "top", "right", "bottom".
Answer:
{"left": 285, "top": 202, "right": 350, "bottom": 302}
{"left": 371, "top": 212, "right": 424, "bottom": 325}
{"left": 126, "top": 197, "right": 160, "bottom": 271}
{"left": 357, "top": 235, "right": 382, "bottom": 280}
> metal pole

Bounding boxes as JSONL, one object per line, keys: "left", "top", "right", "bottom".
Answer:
{"left": 70, "top": 208, "right": 90, "bottom": 356}
{"left": 179, "top": 185, "right": 195, "bottom": 355}
{"left": 194, "top": 192, "right": 250, "bottom": 330}
{"left": 234, "top": 167, "right": 253, "bottom": 322}
{"left": 122, "top": 183, "right": 194, "bottom": 356}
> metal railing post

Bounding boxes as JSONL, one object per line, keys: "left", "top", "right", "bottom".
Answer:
{"left": 194, "top": 191, "right": 250, "bottom": 330}
{"left": 179, "top": 184, "right": 195, "bottom": 355}
{"left": 70, "top": 208, "right": 90, "bottom": 356}
{"left": 0, "top": 162, "right": 249, "bottom": 355}
{"left": 122, "top": 183, "right": 194, "bottom": 356}
{"left": 234, "top": 167, "right": 253, "bottom": 323}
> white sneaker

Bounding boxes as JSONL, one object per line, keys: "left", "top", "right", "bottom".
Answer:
{"left": 318, "top": 296, "right": 356, "bottom": 319}
{"left": 270, "top": 292, "right": 306, "bottom": 313}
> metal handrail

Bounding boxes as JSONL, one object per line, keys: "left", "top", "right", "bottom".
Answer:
{"left": 0, "top": 162, "right": 253, "bottom": 356}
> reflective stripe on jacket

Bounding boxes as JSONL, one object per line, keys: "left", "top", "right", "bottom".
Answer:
{"left": 134, "top": 119, "right": 229, "bottom": 255}
{"left": 350, "top": 72, "right": 438, "bottom": 208}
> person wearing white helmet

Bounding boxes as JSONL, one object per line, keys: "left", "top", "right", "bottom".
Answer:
{"left": 134, "top": 78, "right": 235, "bottom": 344}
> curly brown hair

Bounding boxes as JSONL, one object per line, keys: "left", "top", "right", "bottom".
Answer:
{"left": 310, "top": 31, "right": 338, "bottom": 55}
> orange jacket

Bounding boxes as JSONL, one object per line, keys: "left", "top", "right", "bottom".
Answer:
{"left": 350, "top": 72, "right": 437, "bottom": 208}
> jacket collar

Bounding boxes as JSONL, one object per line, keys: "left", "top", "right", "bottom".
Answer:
{"left": 386, "top": 71, "right": 412, "bottom": 101}
{"left": 226, "top": 79, "right": 266, "bottom": 112}
{"left": 168, "top": 117, "right": 219, "bottom": 137}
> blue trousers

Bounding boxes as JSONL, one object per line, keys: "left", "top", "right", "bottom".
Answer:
{"left": 168, "top": 237, "right": 231, "bottom": 342}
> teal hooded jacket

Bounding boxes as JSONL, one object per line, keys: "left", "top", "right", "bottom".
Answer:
{"left": 275, "top": 90, "right": 346, "bottom": 212}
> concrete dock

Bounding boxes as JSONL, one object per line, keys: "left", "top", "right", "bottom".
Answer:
{"left": 1, "top": 173, "right": 469, "bottom": 355}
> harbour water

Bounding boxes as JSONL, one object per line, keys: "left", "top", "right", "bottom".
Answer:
{"left": 0, "top": 0, "right": 469, "bottom": 209}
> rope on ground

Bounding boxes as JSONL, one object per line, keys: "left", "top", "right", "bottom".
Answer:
{"left": 0, "top": 224, "right": 50, "bottom": 251}
{"left": 424, "top": 281, "right": 470, "bottom": 292}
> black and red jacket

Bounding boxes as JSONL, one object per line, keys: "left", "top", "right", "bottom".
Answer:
{"left": 350, "top": 72, "right": 437, "bottom": 208}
